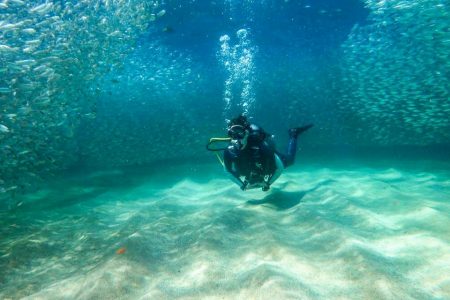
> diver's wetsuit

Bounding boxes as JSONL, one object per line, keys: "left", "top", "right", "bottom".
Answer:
{"left": 223, "top": 124, "right": 300, "bottom": 188}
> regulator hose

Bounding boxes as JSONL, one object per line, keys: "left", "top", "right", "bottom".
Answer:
{"left": 206, "top": 137, "right": 231, "bottom": 152}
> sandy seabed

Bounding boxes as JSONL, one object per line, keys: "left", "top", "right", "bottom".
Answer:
{"left": 1, "top": 159, "right": 449, "bottom": 300}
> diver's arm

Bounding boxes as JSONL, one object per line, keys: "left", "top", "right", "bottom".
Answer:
{"left": 266, "top": 153, "right": 284, "bottom": 185}
{"left": 259, "top": 143, "right": 284, "bottom": 191}
{"left": 223, "top": 148, "right": 246, "bottom": 189}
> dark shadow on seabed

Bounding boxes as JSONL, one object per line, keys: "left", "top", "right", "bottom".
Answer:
{"left": 247, "top": 179, "right": 336, "bottom": 210}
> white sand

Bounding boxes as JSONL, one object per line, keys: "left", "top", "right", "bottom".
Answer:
{"left": 1, "top": 162, "right": 449, "bottom": 299}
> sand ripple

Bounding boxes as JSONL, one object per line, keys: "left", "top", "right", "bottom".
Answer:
{"left": 1, "top": 163, "right": 449, "bottom": 299}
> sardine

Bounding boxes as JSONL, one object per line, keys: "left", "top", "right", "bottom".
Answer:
{"left": 0, "top": 124, "right": 9, "bottom": 133}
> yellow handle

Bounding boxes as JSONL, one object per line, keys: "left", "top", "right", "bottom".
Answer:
{"left": 207, "top": 137, "right": 231, "bottom": 166}
{"left": 210, "top": 137, "right": 232, "bottom": 142}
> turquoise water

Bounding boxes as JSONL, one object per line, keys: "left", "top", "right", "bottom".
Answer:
{"left": 2, "top": 156, "right": 450, "bottom": 299}
{"left": 1, "top": 0, "right": 450, "bottom": 298}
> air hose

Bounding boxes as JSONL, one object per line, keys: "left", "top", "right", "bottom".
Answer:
{"left": 206, "top": 137, "right": 231, "bottom": 151}
{"left": 206, "top": 137, "right": 231, "bottom": 167}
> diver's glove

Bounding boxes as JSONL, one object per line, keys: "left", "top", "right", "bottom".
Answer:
{"left": 240, "top": 180, "right": 248, "bottom": 191}
{"left": 262, "top": 182, "right": 270, "bottom": 192}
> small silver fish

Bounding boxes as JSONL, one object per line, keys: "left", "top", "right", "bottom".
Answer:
{"left": 0, "top": 124, "right": 10, "bottom": 133}
{"left": 157, "top": 10, "right": 166, "bottom": 17}
{"left": 0, "top": 45, "right": 18, "bottom": 53}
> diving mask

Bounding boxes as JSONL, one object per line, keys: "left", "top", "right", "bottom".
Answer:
{"left": 228, "top": 125, "right": 247, "bottom": 140}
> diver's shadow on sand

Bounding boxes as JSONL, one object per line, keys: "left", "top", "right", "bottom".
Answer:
{"left": 246, "top": 179, "right": 335, "bottom": 210}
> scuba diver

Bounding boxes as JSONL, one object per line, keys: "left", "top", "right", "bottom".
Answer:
{"left": 207, "top": 114, "right": 313, "bottom": 191}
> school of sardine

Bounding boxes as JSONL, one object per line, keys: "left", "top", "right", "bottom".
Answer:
{"left": 0, "top": 0, "right": 164, "bottom": 205}
{"left": 339, "top": 0, "right": 450, "bottom": 145}
{"left": 75, "top": 39, "right": 206, "bottom": 168}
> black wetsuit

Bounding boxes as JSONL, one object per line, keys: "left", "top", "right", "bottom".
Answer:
{"left": 223, "top": 124, "right": 299, "bottom": 187}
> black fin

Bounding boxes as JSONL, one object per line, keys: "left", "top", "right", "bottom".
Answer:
{"left": 289, "top": 124, "right": 313, "bottom": 138}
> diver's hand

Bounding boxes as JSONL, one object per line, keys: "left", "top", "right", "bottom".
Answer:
{"left": 240, "top": 181, "right": 248, "bottom": 191}
{"left": 262, "top": 182, "right": 270, "bottom": 192}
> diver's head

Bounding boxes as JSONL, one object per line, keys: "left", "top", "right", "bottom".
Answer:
{"left": 227, "top": 114, "right": 250, "bottom": 149}
{"left": 229, "top": 114, "right": 250, "bottom": 127}
{"left": 227, "top": 114, "right": 249, "bottom": 138}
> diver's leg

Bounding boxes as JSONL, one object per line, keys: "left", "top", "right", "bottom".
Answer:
{"left": 282, "top": 124, "right": 313, "bottom": 168}
{"left": 282, "top": 134, "right": 297, "bottom": 168}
